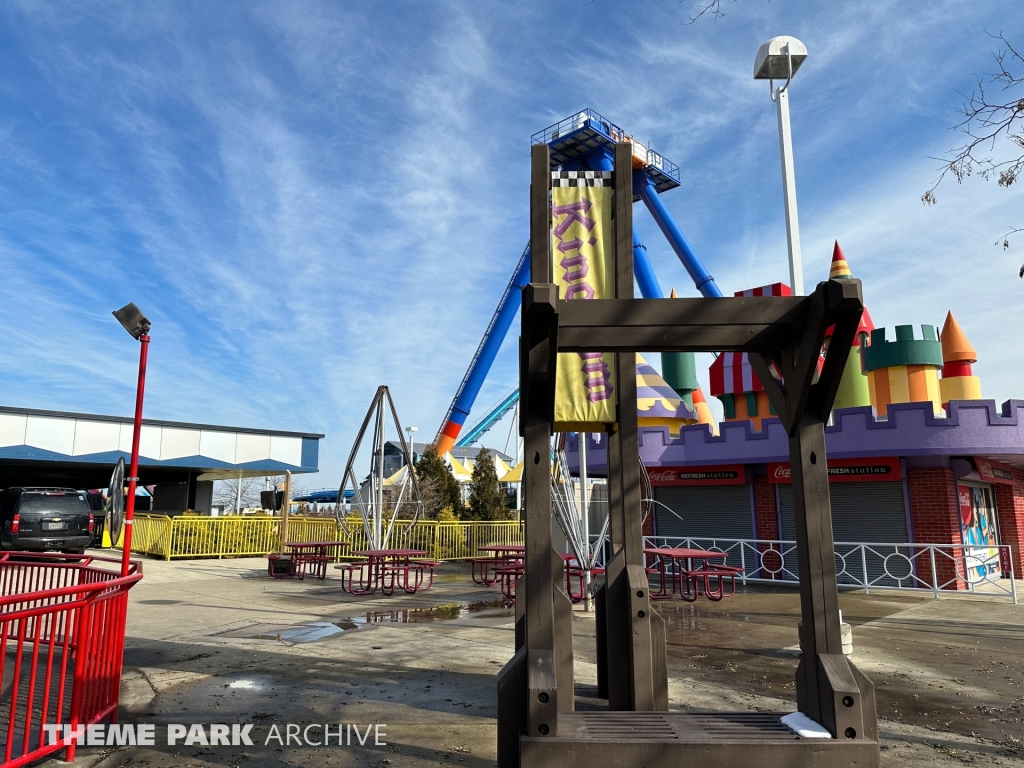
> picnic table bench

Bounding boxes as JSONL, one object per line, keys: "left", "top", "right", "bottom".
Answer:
{"left": 336, "top": 549, "right": 441, "bottom": 596}
{"left": 470, "top": 544, "right": 524, "bottom": 586}
{"left": 268, "top": 541, "right": 349, "bottom": 580}
{"left": 643, "top": 547, "right": 744, "bottom": 602}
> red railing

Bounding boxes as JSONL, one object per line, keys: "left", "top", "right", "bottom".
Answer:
{"left": 0, "top": 552, "right": 142, "bottom": 767}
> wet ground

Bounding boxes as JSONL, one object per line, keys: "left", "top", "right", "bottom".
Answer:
{"left": 652, "top": 589, "right": 1024, "bottom": 745}
{"left": 43, "top": 556, "right": 1024, "bottom": 768}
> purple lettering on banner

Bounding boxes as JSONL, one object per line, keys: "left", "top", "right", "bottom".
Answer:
{"left": 580, "top": 353, "right": 613, "bottom": 402}
{"left": 559, "top": 252, "right": 590, "bottom": 282}
{"left": 553, "top": 195, "right": 612, "bottom": 409}
{"left": 565, "top": 283, "right": 595, "bottom": 301}
{"left": 551, "top": 199, "right": 594, "bottom": 238}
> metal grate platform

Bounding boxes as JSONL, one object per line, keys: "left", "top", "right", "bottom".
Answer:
{"left": 558, "top": 711, "right": 800, "bottom": 742}
{"left": 520, "top": 711, "right": 877, "bottom": 768}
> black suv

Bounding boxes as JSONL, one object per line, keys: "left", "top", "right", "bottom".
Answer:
{"left": 0, "top": 488, "right": 94, "bottom": 553}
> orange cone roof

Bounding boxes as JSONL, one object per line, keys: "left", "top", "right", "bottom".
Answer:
{"left": 940, "top": 311, "right": 977, "bottom": 364}
{"left": 829, "top": 241, "right": 853, "bottom": 280}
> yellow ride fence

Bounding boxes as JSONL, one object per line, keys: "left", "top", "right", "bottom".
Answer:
{"left": 127, "top": 514, "right": 523, "bottom": 561}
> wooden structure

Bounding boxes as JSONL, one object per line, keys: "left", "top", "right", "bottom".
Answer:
{"left": 496, "top": 142, "right": 880, "bottom": 767}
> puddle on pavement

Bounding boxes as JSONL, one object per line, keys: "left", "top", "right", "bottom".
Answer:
{"left": 213, "top": 600, "right": 512, "bottom": 645}
{"left": 216, "top": 622, "right": 345, "bottom": 644}
{"left": 339, "top": 599, "right": 512, "bottom": 627}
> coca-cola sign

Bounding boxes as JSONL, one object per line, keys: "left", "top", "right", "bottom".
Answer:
{"left": 767, "top": 457, "right": 901, "bottom": 484}
{"left": 646, "top": 465, "right": 746, "bottom": 486}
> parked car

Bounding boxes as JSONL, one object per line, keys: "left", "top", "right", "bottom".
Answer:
{"left": 0, "top": 487, "right": 94, "bottom": 553}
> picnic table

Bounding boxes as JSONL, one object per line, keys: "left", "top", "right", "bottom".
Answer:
{"left": 471, "top": 545, "right": 524, "bottom": 586}
{"left": 643, "top": 547, "right": 743, "bottom": 602}
{"left": 267, "top": 541, "right": 349, "bottom": 580}
{"left": 558, "top": 552, "right": 605, "bottom": 604}
{"left": 337, "top": 548, "right": 441, "bottom": 596}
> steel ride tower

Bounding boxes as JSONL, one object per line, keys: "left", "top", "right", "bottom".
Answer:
{"left": 434, "top": 109, "right": 724, "bottom": 455}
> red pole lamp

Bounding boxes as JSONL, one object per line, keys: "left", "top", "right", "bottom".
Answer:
{"left": 112, "top": 302, "right": 151, "bottom": 576}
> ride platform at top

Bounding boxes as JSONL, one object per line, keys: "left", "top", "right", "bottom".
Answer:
{"left": 530, "top": 108, "right": 681, "bottom": 198}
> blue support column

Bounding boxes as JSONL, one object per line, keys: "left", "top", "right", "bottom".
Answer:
{"left": 633, "top": 170, "right": 723, "bottom": 298}
{"left": 632, "top": 229, "right": 662, "bottom": 300}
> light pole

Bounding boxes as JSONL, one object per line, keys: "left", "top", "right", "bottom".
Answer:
{"left": 405, "top": 426, "right": 418, "bottom": 466}
{"left": 579, "top": 433, "right": 591, "bottom": 611}
{"left": 754, "top": 36, "right": 808, "bottom": 295}
{"left": 404, "top": 426, "right": 419, "bottom": 521}
{"left": 112, "top": 302, "right": 151, "bottom": 577}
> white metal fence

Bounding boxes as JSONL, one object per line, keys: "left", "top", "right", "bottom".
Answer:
{"left": 590, "top": 536, "right": 1017, "bottom": 603}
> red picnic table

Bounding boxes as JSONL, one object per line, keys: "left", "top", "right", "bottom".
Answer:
{"left": 558, "top": 552, "right": 606, "bottom": 604}
{"left": 267, "top": 541, "right": 349, "bottom": 580}
{"left": 643, "top": 547, "right": 743, "bottom": 602}
{"left": 471, "top": 545, "right": 524, "bottom": 586}
{"left": 337, "top": 548, "right": 442, "bottom": 596}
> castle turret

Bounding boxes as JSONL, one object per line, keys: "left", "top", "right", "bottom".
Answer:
{"left": 636, "top": 354, "right": 697, "bottom": 436}
{"left": 939, "top": 311, "right": 982, "bottom": 407}
{"left": 661, "top": 288, "right": 699, "bottom": 410}
{"left": 824, "top": 242, "right": 874, "bottom": 411}
{"left": 861, "top": 325, "right": 944, "bottom": 417}
{"left": 708, "top": 283, "right": 790, "bottom": 431}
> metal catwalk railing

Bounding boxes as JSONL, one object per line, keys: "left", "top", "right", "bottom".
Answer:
{"left": 621, "top": 536, "right": 1017, "bottom": 603}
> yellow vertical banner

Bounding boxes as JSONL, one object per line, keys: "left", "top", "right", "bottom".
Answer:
{"left": 551, "top": 171, "right": 617, "bottom": 430}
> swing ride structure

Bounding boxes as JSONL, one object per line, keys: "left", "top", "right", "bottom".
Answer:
{"left": 434, "top": 109, "right": 724, "bottom": 458}
{"left": 336, "top": 386, "right": 422, "bottom": 550}
{"left": 496, "top": 140, "right": 880, "bottom": 768}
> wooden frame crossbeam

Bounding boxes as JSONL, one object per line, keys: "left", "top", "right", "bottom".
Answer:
{"left": 556, "top": 295, "right": 808, "bottom": 353}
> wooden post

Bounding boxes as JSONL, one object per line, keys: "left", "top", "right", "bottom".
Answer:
{"left": 281, "top": 471, "right": 291, "bottom": 551}
{"left": 522, "top": 143, "right": 559, "bottom": 737}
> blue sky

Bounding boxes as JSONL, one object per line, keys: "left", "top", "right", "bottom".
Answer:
{"left": 1, "top": 1, "right": 1021, "bottom": 489}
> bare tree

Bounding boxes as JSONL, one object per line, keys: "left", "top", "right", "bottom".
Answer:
{"left": 213, "top": 476, "right": 264, "bottom": 512}
{"left": 923, "top": 32, "right": 1024, "bottom": 275}
{"left": 212, "top": 474, "right": 305, "bottom": 513}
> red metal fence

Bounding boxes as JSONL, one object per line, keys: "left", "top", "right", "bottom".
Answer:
{"left": 0, "top": 552, "right": 142, "bottom": 767}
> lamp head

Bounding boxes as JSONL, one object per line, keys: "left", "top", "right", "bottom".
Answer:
{"left": 753, "top": 36, "right": 807, "bottom": 80}
{"left": 112, "top": 303, "right": 151, "bottom": 340}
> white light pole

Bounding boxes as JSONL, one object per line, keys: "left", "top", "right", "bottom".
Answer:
{"left": 754, "top": 36, "right": 808, "bottom": 295}
{"left": 579, "top": 433, "right": 592, "bottom": 612}
{"left": 405, "top": 426, "right": 418, "bottom": 465}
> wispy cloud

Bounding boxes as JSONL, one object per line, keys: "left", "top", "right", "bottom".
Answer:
{"left": 0, "top": 0, "right": 1020, "bottom": 485}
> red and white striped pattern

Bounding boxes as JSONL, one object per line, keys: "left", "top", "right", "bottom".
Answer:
{"left": 709, "top": 283, "right": 792, "bottom": 396}
{"left": 734, "top": 282, "right": 792, "bottom": 298}
{"left": 710, "top": 352, "right": 763, "bottom": 396}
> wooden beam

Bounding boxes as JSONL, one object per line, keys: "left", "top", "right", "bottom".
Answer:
{"left": 556, "top": 296, "right": 806, "bottom": 353}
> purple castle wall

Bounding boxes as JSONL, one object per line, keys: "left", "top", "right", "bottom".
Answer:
{"left": 567, "top": 400, "right": 1024, "bottom": 473}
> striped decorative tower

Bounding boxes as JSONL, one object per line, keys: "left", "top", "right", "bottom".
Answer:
{"left": 708, "top": 283, "right": 791, "bottom": 432}
{"left": 635, "top": 354, "right": 697, "bottom": 436}
{"left": 860, "top": 325, "right": 944, "bottom": 417}
{"left": 825, "top": 241, "right": 875, "bottom": 411}
{"left": 939, "top": 311, "right": 982, "bottom": 407}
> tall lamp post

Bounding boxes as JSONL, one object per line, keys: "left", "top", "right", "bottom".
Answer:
{"left": 405, "top": 426, "right": 418, "bottom": 464}
{"left": 112, "top": 302, "right": 151, "bottom": 577}
{"left": 754, "top": 36, "right": 808, "bottom": 295}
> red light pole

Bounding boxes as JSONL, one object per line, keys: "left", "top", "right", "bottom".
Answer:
{"left": 113, "top": 303, "right": 152, "bottom": 577}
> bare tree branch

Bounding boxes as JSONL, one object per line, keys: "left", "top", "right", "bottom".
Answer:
{"left": 678, "top": 0, "right": 733, "bottom": 24}
{"left": 924, "top": 32, "right": 1024, "bottom": 270}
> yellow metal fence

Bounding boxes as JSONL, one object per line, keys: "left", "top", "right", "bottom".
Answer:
{"left": 128, "top": 514, "right": 523, "bottom": 561}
